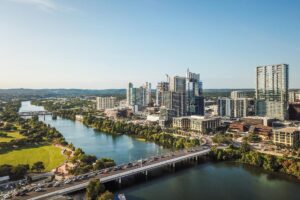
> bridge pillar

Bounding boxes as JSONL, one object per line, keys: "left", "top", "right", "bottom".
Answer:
{"left": 145, "top": 170, "right": 148, "bottom": 176}
{"left": 118, "top": 178, "right": 122, "bottom": 184}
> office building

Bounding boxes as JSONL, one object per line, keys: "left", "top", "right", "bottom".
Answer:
{"left": 273, "top": 127, "right": 300, "bottom": 148}
{"left": 169, "top": 76, "right": 186, "bottom": 93}
{"left": 156, "top": 82, "right": 169, "bottom": 106}
{"left": 96, "top": 97, "right": 116, "bottom": 110}
{"left": 161, "top": 91, "right": 186, "bottom": 117}
{"left": 256, "top": 64, "right": 289, "bottom": 120}
{"left": 186, "top": 69, "right": 204, "bottom": 115}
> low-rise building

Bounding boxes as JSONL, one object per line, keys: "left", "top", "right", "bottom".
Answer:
{"left": 190, "top": 116, "right": 221, "bottom": 134}
{"left": 273, "top": 127, "right": 300, "bottom": 148}
{"left": 248, "top": 125, "right": 272, "bottom": 140}
{"left": 173, "top": 117, "right": 191, "bottom": 130}
{"left": 241, "top": 116, "right": 274, "bottom": 126}
{"left": 172, "top": 115, "right": 220, "bottom": 134}
{"left": 229, "top": 122, "right": 247, "bottom": 132}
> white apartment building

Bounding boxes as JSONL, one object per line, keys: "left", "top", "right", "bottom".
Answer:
{"left": 96, "top": 97, "right": 117, "bottom": 110}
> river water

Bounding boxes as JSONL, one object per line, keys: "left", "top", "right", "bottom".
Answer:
{"left": 19, "top": 101, "right": 300, "bottom": 200}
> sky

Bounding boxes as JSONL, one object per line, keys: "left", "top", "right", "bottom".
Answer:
{"left": 0, "top": 0, "right": 299, "bottom": 89}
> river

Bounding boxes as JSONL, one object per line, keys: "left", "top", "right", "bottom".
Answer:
{"left": 19, "top": 101, "right": 300, "bottom": 200}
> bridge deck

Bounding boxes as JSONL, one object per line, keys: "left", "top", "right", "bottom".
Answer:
{"left": 16, "top": 148, "right": 210, "bottom": 200}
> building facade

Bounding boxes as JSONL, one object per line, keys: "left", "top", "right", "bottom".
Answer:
{"left": 273, "top": 127, "right": 300, "bottom": 148}
{"left": 172, "top": 116, "right": 220, "bottom": 134}
{"left": 186, "top": 70, "right": 204, "bottom": 116}
{"left": 156, "top": 82, "right": 169, "bottom": 107}
{"left": 96, "top": 97, "right": 116, "bottom": 110}
{"left": 231, "top": 91, "right": 246, "bottom": 99}
{"left": 256, "top": 64, "right": 289, "bottom": 120}
{"left": 217, "top": 98, "right": 234, "bottom": 117}
{"left": 289, "top": 90, "right": 300, "bottom": 103}
{"left": 190, "top": 116, "right": 221, "bottom": 134}
{"left": 127, "top": 82, "right": 152, "bottom": 110}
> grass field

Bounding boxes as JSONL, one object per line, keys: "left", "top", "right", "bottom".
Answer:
{"left": 0, "top": 145, "right": 66, "bottom": 171}
{"left": 0, "top": 131, "right": 26, "bottom": 143}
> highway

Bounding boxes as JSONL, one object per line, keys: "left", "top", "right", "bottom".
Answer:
{"left": 10, "top": 147, "right": 211, "bottom": 200}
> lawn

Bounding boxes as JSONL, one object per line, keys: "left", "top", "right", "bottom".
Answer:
{"left": 0, "top": 145, "right": 66, "bottom": 171}
{"left": 0, "top": 131, "right": 26, "bottom": 143}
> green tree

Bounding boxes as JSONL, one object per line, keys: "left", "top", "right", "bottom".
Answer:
{"left": 31, "top": 161, "right": 45, "bottom": 172}
{"left": 86, "top": 179, "right": 105, "bottom": 200}
{"left": 98, "top": 191, "right": 114, "bottom": 200}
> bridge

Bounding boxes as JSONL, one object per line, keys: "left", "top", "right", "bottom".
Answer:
{"left": 19, "top": 111, "right": 52, "bottom": 117}
{"left": 14, "top": 147, "right": 211, "bottom": 200}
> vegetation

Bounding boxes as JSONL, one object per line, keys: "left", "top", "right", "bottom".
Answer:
{"left": 86, "top": 179, "right": 114, "bottom": 200}
{"left": 0, "top": 145, "right": 66, "bottom": 172}
{"left": 243, "top": 133, "right": 262, "bottom": 143}
{"left": 31, "top": 161, "right": 45, "bottom": 172}
{"left": 68, "top": 148, "right": 116, "bottom": 175}
{"left": 98, "top": 191, "right": 114, "bottom": 200}
{"left": 211, "top": 133, "right": 233, "bottom": 145}
{"left": 86, "top": 179, "right": 105, "bottom": 200}
{"left": 0, "top": 164, "right": 29, "bottom": 180}
{"left": 209, "top": 144, "right": 300, "bottom": 179}
{"left": 0, "top": 131, "right": 25, "bottom": 143}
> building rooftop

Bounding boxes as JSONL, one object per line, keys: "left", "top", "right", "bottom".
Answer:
{"left": 274, "top": 127, "right": 300, "bottom": 133}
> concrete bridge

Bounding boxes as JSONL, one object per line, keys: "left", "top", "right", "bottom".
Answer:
{"left": 19, "top": 111, "right": 52, "bottom": 117}
{"left": 17, "top": 147, "right": 211, "bottom": 200}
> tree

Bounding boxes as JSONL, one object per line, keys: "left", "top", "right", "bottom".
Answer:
{"left": 98, "top": 191, "right": 114, "bottom": 200}
{"left": 31, "top": 162, "right": 45, "bottom": 172}
{"left": 240, "top": 141, "right": 251, "bottom": 153}
{"left": 86, "top": 179, "right": 105, "bottom": 200}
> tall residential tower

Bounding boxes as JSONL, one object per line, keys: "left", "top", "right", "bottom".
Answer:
{"left": 255, "top": 64, "right": 289, "bottom": 120}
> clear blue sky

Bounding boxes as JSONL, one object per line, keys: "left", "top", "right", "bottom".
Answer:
{"left": 0, "top": 0, "right": 299, "bottom": 89}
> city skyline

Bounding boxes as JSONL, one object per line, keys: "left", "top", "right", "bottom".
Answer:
{"left": 1, "top": 0, "right": 300, "bottom": 89}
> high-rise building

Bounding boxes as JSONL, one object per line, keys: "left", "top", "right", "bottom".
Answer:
{"left": 217, "top": 97, "right": 234, "bottom": 117}
{"left": 256, "top": 64, "right": 289, "bottom": 120}
{"left": 127, "top": 82, "right": 152, "bottom": 110}
{"left": 169, "top": 76, "right": 186, "bottom": 93}
{"left": 231, "top": 91, "right": 246, "bottom": 99}
{"left": 161, "top": 91, "right": 186, "bottom": 117}
{"left": 218, "top": 97, "right": 255, "bottom": 118}
{"left": 161, "top": 75, "right": 187, "bottom": 116}
{"left": 127, "top": 82, "right": 133, "bottom": 106}
{"left": 144, "top": 82, "right": 152, "bottom": 106}
{"left": 96, "top": 97, "right": 116, "bottom": 110}
{"left": 186, "top": 69, "right": 204, "bottom": 115}
{"left": 156, "top": 82, "right": 169, "bottom": 107}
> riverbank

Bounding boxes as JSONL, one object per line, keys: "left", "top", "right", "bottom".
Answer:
{"left": 31, "top": 100, "right": 201, "bottom": 150}
{"left": 210, "top": 145, "right": 300, "bottom": 179}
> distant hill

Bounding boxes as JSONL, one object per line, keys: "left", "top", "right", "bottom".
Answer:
{"left": 0, "top": 89, "right": 126, "bottom": 100}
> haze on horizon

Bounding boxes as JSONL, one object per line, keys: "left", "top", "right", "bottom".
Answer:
{"left": 0, "top": 0, "right": 299, "bottom": 90}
